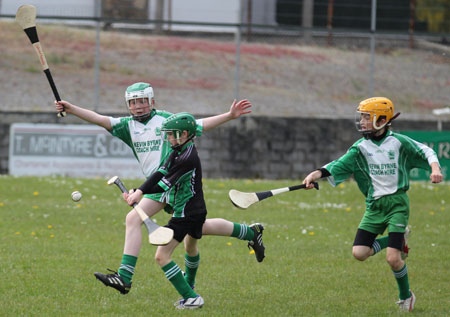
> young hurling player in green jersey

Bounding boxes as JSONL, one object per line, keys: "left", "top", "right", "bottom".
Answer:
{"left": 122, "top": 113, "right": 214, "bottom": 309}
{"left": 55, "top": 83, "right": 265, "bottom": 295}
{"left": 303, "top": 97, "right": 443, "bottom": 313}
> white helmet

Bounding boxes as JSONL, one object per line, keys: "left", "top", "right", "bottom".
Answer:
{"left": 124, "top": 82, "right": 154, "bottom": 121}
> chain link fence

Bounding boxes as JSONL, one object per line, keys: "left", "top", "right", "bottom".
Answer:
{"left": 0, "top": 0, "right": 449, "bottom": 120}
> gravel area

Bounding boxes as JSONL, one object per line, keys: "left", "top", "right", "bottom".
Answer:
{"left": 1, "top": 21, "right": 449, "bottom": 120}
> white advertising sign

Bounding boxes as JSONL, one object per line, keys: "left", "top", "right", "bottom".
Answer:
{"left": 9, "top": 123, "right": 143, "bottom": 179}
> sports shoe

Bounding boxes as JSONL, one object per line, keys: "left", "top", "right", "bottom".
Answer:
{"left": 175, "top": 295, "right": 204, "bottom": 310}
{"left": 396, "top": 290, "right": 416, "bottom": 312}
{"left": 94, "top": 269, "right": 132, "bottom": 294}
{"left": 401, "top": 226, "right": 410, "bottom": 260}
{"left": 248, "top": 223, "right": 265, "bottom": 262}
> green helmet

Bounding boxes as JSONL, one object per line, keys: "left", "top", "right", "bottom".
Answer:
{"left": 124, "top": 82, "right": 154, "bottom": 122}
{"left": 161, "top": 112, "right": 197, "bottom": 144}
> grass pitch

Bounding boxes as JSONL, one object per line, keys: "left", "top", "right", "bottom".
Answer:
{"left": 0, "top": 176, "right": 448, "bottom": 316}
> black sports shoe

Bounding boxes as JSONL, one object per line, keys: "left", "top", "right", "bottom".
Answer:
{"left": 94, "top": 269, "right": 132, "bottom": 294}
{"left": 248, "top": 223, "right": 265, "bottom": 262}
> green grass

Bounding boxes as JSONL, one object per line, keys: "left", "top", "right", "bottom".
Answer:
{"left": 0, "top": 176, "right": 448, "bottom": 316}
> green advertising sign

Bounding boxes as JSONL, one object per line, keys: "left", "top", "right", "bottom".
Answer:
{"left": 400, "top": 130, "right": 450, "bottom": 181}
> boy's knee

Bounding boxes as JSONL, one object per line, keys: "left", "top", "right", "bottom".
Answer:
{"left": 126, "top": 209, "right": 141, "bottom": 226}
{"left": 154, "top": 248, "right": 172, "bottom": 267}
{"left": 352, "top": 247, "right": 370, "bottom": 261}
{"left": 154, "top": 252, "right": 166, "bottom": 266}
{"left": 154, "top": 254, "right": 162, "bottom": 265}
{"left": 386, "top": 253, "right": 403, "bottom": 270}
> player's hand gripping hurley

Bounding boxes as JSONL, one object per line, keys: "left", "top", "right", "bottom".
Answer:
{"left": 15, "top": 4, "right": 65, "bottom": 117}
{"left": 107, "top": 176, "right": 173, "bottom": 246}
{"left": 229, "top": 182, "right": 319, "bottom": 209}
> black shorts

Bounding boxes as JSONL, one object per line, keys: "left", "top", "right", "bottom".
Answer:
{"left": 166, "top": 213, "right": 206, "bottom": 243}
{"left": 353, "top": 229, "right": 404, "bottom": 251}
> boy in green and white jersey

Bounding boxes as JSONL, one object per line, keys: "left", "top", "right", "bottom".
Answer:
{"left": 55, "top": 83, "right": 265, "bottom": 295}
{"left": 109, "top": 110, "right": 178, "bottom": 177}
{"left": 303, "top": 97, "right": 443, "bottom": 313}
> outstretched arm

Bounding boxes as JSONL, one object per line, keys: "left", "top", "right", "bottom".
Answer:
{"left": 202, "top": 99, "right": 252, "bottom": 131}
{"left": 55, "top": 100, "right": 112, "bottom": 131}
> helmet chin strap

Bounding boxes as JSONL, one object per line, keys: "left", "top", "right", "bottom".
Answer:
{"left": 133, "top": 112, "right": 151, "bottom": 122}
{"left": 363, "top": 112, "right": 401, "bottom": 138}
{"left": 171, "top": 134, "right": 195, "bottom": 151}
{"left": 132, "top": 106, "right": 155, "bottom": 122}
{"left": 362, "top": 129, "right": 378, "bottom": 138}
{"left": 129, "top": 98, "right": 154, "bottom": 122}
{"left": 363, "top": 123, "right": 392, "bottom": 139}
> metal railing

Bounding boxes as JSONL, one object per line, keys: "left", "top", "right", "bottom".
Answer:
{"left": 1, "top": 8, "right": 448, "bottom": 120}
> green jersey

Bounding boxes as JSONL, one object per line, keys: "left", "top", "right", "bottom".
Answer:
{"left": 155, "top": 143, "right": 206, "bottom": 217}
{"left": 108, "top": 110, "right": 203, "bottom": 178}
{"left": 324, "top": 131, "right": 439, "bottom": 201}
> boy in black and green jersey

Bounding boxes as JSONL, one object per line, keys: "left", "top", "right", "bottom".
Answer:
{"left": 303, "top": 97, "right": 443, "bottom": 312}
{"left": 123, "top": 113, "right": 263, "bottom": 309}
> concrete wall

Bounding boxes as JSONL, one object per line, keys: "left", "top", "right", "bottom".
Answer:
{"left": 1, "top": 111, "right": 448, "bottom": 179}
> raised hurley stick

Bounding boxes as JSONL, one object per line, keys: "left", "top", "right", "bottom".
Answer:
{"left": 107, "top": 176, "right": 174, "bottom": 246}
{"left": 15, "top": 4, "right": 65, "bottom": 117}
{"left": 229, "top": 182, "right": 319, "bottom": 209}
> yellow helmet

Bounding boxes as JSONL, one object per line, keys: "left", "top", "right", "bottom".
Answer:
{"left": 356, "top": 97, "right": 394, "bottom": 133}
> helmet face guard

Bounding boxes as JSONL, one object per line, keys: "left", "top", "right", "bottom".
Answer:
{"left": 125, "top": 82, "right": 154, "bottom": 122}
{"left": 161, "top": 112, "right": 197, "bottom": 150}
{"left": 355, "top": 97, "right": 394, "bottom": 137}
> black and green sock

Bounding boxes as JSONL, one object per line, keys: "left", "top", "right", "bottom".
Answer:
{"left": 162, "top": 261, "right": 197, "bottom": 299}
{"left": 118, "top": 254, "right": 137, "bottom": 284}
{"left": 393, "top": 264, "right": 411, "bottom": 300}
{"left": 184, "top": 253, "right": 200, "bottom": 288}
{"left": 372, "top": 236, "right": 389, "bottom": 255}
{"left": 231, "top": 223, "right": 254, "bottom": 241}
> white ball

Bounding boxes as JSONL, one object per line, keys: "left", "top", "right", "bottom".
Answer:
{"left": 71, "top": 191, "right": 82, "bottom": 202}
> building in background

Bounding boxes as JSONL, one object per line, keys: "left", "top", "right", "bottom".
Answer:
{"left": 1, "top": 0, "right": 447, "bottom": 34}
{"left": 0, "top": 0, "right": 277, "bottom": 32}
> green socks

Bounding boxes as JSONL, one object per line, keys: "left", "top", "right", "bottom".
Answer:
{"left": 231, "top": 223, "right": 255, "bottom": 241}
{"left": 372, "top": 237, "right": 411, "bottom": 300}
{"left": 118, "top": 254, "right": 137, "bottom": 284}
{"left": 393, "top": 264, "right": 411, "bottom": 300}
{"left": 162, "top": 261, "right": 197, "bottom": 299}
{"left": 184, "top": 253, "right": 200, "bottom": 288}
{"left": 372, "top": 236, "right": 389, "bottom": 255}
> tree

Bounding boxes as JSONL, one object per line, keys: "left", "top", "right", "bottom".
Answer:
{"left": 416, "top": 0, "right": 450, "bottom": 32}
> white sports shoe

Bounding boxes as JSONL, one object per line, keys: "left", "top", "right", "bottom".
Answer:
{"left": 175, "top": 295, "right": 204, "bottom": 310}
{"left": 396, "top": 290, "right": 416, "bottom": 312}
{"left": 401, "top": 226, "right": 410, "bottom": 260}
